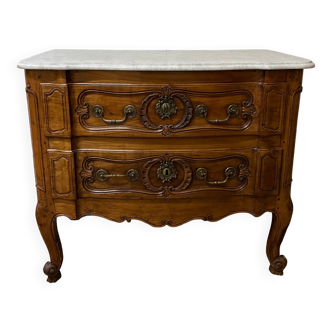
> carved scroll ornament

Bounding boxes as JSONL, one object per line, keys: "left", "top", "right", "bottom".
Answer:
{"left": 75, "top": 86, "right": 256, "bottom": 136}
{"left": 79, "top": 154, "right": 251, "bottom": 198}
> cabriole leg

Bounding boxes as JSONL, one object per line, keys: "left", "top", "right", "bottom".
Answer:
{"left": 266, "top": 199, "right": 293, "bottom": 276}
{"left": 36, "top": 203, "right": 63, "bottom": 283}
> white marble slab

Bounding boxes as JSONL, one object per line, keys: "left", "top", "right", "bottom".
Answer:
{"left": 17, "top": 49, "right": 315, "bottom": 71}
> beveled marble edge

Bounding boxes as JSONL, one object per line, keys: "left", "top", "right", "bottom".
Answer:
{"left": 17, "top": 49, "right": 315, "bottom": 71}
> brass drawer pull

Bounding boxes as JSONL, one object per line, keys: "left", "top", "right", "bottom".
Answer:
{"left": 92, "top": 105, "right": 137, "bottom": 124}
{"left": 195, "top": 104, "right": 239, "bottom": 124}
{"left": 96, "top": 169, "right": 139, "bottom": 182}
{"left": 196, "top": 166, "right": 236, "bottom": 185}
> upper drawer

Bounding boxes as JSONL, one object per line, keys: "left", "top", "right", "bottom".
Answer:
{"left": 70, "top": 84, "right": 262, "bottom": 137}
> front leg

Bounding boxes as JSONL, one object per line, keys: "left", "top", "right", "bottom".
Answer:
{"left": 36, "top": 203, "right": 63, "bottom": 283}
{"left": 266, "top": 198, "right": 293, "bottom": 276}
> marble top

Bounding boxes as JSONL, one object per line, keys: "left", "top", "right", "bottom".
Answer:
{"left": 17, "top": 50, "right": 315, "bottom": 71}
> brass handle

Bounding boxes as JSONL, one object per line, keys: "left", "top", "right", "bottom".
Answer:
{"left": 96, "top": 169, "right": 139, "bottom": 182}
{"left": 92, "top": 105, "right": 137, "bottom": 124}
{"left": 195, "top": 104, "right": 239, "bottom": 124}
{"left": 196, "top": 166, "right": 236, "bottom": 185}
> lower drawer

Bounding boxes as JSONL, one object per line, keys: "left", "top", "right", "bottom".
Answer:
{"left": 76, "top": 149, "right": 255, "bottom": 199}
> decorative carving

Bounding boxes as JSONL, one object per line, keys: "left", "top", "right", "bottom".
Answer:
{"left": 75, "top": 88, "right": 161, "bottom": 133}
{"left": 284, "top": 86, "right": 303, "bottom": 187}
{"left": 269, "top": 255, "right": 287, "bottom": 276}
{"left": 49, "top": 153, "right": 76, "bottom": 199}
{"left": 79, "top": 154, "right": 250, "bottom": 198}
{"left": 80, "top": 155, "right": 156, "bottom": 195}
{"left": 25, "top": 84, "right": 45, "bottom": 192}
{"left": 256, "top": 150, "right": 281, "bottom": 195}
{"left": 262, "top": 84, "right": 286, "bottom": 132}
{"left": 140, "top": 88, "right": 193, "bottom": 136}
{"left": 75, "top": 205, "right": 274, "bottom": 228}
{"left": 43, "top": 85, "right": 70, "bottom": 135}
{"left": 75, "top": 86, "right": 256, "bottom": 136}
{"left": 239, "top": 163, "right": 251, "bottom": 179}
{"left": 141, "top": 155, "right": 192, "bottom": 198}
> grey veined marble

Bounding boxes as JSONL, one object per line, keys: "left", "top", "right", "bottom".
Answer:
{"left": 17, "top": 49, "right": 315, "bottom": 71}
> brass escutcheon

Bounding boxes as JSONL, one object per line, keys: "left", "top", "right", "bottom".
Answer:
{"left": 156, "top": 96, "right": 177, "bottom": 119}
{"left": 157, "top": 161, "right": 177, "bottom": 183}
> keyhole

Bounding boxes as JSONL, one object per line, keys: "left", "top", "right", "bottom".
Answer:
{"left": 163, "top": 103, "right": 169, "bottom": 112}
{"left": 163, "top": 168, "right": 170, "bottom": 176}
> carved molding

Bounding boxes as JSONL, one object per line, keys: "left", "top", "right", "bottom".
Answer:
{"left": 177, "top": 88, "right": 256, "bottom": 132}
{"left": 256, "top": 150, "right": 281, "bottom": 195}
{"left": 141, "top": 155, "right": 192, "bottom": 197}
{"left": 43, "top": 86, "right": 69, "bottom": 135}
{"left": 262, "top": 85, "right": 286, "bottom": 132}
{"left": 75, "top": 88, "right": 159, "bottom": 133}
{"left": 25, "top": 84, "right": 45, "bottom": 192}
{"left": 79, "top": 154, "right": 250, "bottom": 198}
{"left": 284, "top": 86, "right": 303, "bottom": 187}
{"left": 75, "top": 86, "right": 256, "bottom": 136}
{"left": 260, "top": 153, "right": 278, "bottom": 192}
{"left": 75, "top": 209, "right": 273, "bottom": 228}
{"left": 49, "top": 153, "right": 76, "bottom": 199}
{"left": 140, "top": 86, "right": 194, "bottom": 136}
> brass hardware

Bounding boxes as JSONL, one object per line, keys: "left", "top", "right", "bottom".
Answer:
{"left": 156, "top": 96, "right": 177, "bottom": 119}
{"left": 96, "top": 169, "right": 139, "bottom": 182}
{"left": 195, "top": 104, "right": 240, "bottom": 124}
{"left": 92, "top": 105, "right": 137, "bottom": 124}
{"left": 196, "top": 166, "right": 236, "bottom": 185}
{"left": 157, "top": 161, "right": 178, "bottom": 183}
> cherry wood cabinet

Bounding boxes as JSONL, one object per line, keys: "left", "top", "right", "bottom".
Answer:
{"left": 18, "top": 50, "right": 314, "bottom": 282}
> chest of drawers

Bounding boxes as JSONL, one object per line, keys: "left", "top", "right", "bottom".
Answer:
{"left": 18, "top": 50, "right": 314, "bottom": 282}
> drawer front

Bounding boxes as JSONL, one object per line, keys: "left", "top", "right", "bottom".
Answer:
{"left": 76, "top": 150, "right": 255, "bottom": 199}
{"left": 71, "top": 84, "right": 261, "bottom": 138}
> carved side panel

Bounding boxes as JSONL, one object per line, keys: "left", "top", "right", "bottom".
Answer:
{"left": 255, "top": 149, "right": 282, "bottom": 195}
{"left": 48, "top": 152, "right": 76, "bottom": 199}
{"left": 262, "top": 84, "right": 287, "bottom": 132}
{"left": 25, "top": 84, "right": 46, "bottom": 191}
{"left": 284, "top": 86, "right": 303, "bottom": 187}
{"left": 42, "top": 84, "right": 71, "bottom": 136}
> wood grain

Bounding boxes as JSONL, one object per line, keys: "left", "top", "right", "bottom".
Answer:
{"left": 76, "top": 150, "right": 254, "bottom": 199}
{"left": 23, "top": 67, "right": 305, "bottom": 282}
{"left": 42, "top": 84, "right": 71, "bottom": 137}
{"left": 71, "top": 83, "right": 259, "bottom": 138}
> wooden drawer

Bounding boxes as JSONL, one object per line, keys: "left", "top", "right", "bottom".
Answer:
{"left": 70, "top": 83, "right": 261, "bottom": 138}
{"left": 76, "top": 149, "right": 255, "bottom": 199}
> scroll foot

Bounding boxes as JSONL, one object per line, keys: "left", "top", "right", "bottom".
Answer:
{"left": 269, "top": 255, "right": 288, "bottom": 276}
{"left": 43, "top": 261, "right": 61, "bottom": 283}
